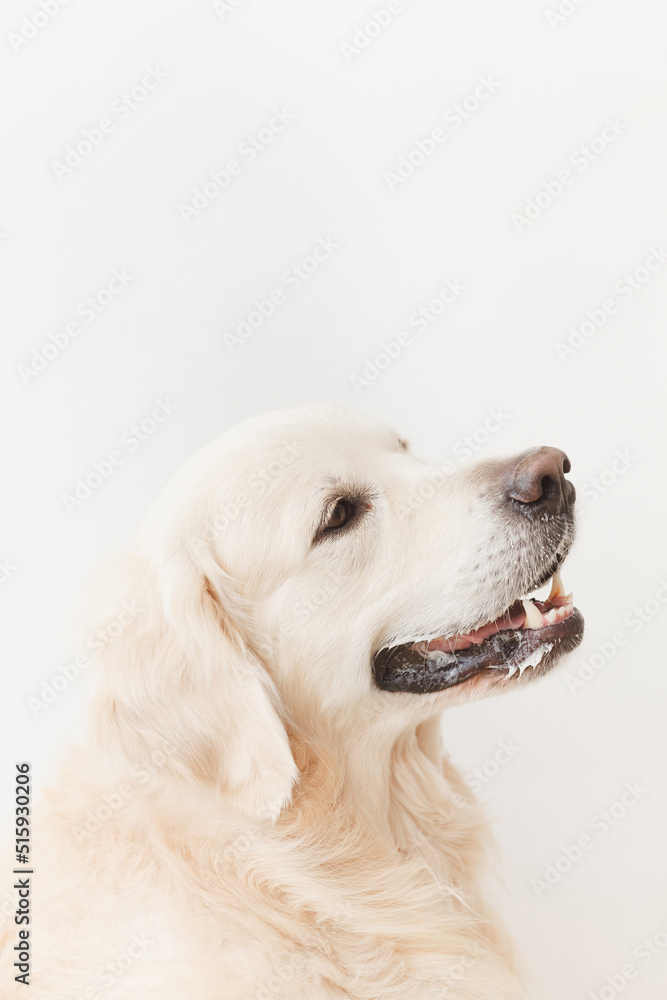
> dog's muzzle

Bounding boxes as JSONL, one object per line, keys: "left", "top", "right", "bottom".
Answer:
{"left": 373, "top": 446, "right": 584, "bottom": 694}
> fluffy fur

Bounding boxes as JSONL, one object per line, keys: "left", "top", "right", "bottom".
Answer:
{"left": 1, "top": 404, "right": 571, "bottom": 999}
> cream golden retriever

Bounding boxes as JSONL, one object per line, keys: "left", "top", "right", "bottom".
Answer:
{"left": 2, "top": 404, "right": 583, "bottom": 999}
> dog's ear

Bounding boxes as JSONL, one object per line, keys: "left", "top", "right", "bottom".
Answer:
{"left": 89, "top": 539, "right": 298, "bottom": 823}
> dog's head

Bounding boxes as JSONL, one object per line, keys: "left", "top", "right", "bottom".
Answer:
{"left": 91, "top": 404, "right": 583, "bottom": 821}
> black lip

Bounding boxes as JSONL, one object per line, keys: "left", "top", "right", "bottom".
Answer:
{"left": 373, "top": 609, "right": 584, "bottom": 694}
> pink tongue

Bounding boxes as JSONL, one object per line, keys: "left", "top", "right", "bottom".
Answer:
{"left": 426, "top": 603, "right": 527, "bottom": 652}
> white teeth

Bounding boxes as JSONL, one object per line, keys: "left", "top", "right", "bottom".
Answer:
{"left": 548, "top": 570, "right": 573, "bottom": 602}
{"left": 522, "top": 599, "right": 543, "bottom": 629}
{"left": 545, "top": 608, "right": 559, "bottom": 624}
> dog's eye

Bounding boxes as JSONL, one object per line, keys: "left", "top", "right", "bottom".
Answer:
{"left": 324, "top": 499, "right": 355, "bottom": 532}
{"left": 313, "top": 488, "right": 375, "bottom": 545}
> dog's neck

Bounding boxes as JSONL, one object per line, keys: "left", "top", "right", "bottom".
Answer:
{"left": 81, "top": 715, "right": 515, "bottom": 988}
{"left": 286, "top": 713, "right": 474, "bottom": 858}
{"left": 266, "top": 713, "right": 509, "bottom": 971}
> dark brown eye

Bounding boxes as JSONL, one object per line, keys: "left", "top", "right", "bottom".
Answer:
{"left": 324, "top": 499, "right": 355, "bottom": 532}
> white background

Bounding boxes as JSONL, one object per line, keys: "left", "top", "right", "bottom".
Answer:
{"left": 1, "top": 0, "right": 667, "bottom": 997}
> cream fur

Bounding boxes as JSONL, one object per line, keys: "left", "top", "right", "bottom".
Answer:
{"left": 1, "top": 404, "right": 567, "bottom": 999}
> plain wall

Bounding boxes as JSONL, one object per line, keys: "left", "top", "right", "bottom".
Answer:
{"left": 1, "top": 1, "right": 666, "bottom": 996}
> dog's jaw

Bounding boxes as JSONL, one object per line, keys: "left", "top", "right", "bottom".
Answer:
{"left": 373, "top": 608, "right": 584, "bottom": 694}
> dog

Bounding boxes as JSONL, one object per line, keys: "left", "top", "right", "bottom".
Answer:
{"left": 1, "top": 404, "right": 583, "bottom": 999}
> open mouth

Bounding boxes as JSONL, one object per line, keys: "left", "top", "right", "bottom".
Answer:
{"left": 373, "top": 571, "right": 584, "bottom": 694}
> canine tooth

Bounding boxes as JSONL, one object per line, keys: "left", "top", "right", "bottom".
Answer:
{"left": 549, "top": 570, "right": 573, "bottom": 603}
{"left": 522, "top": 599, "right": 543, "bottom": 629}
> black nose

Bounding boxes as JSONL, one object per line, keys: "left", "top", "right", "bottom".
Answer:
{"left": 505, "top": 446, "right": 575, "bottom": 516}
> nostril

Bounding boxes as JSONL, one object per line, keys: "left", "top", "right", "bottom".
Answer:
{"left": 538, "top": 474, "right": 560, "bottom": 507}
{"left": 505, "top": 446, "right": 572, "bottom": 515}
{"left": 508, "top": 473, "right": 559, "bottom": 506}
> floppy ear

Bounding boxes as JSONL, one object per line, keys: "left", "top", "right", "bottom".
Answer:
{"left": 89, "top": 539, "right": 298, "bottom": 823}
